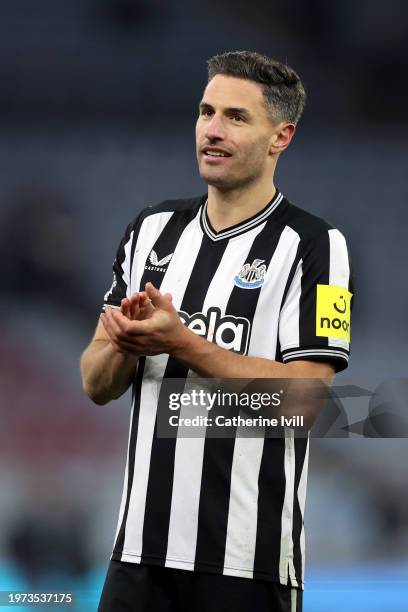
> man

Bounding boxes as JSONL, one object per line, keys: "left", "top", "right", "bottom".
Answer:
{"left": 81, "top": 51, "right": 353, "bottom": 612}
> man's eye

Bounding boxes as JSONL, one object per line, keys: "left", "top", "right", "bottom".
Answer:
{"left": 201, "top": 109, "right": 213, "bottom": 117}
{"left": 232, "top": 115, "right": 244, "bottom": 122}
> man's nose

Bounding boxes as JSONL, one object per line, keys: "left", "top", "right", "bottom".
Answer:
{"left": 204, "top": 114, "right": 226, "bottom": 141}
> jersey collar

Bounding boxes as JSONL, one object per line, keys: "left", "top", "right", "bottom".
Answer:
{"left": 200, "top": 190, "right": 284, "bottom": 242}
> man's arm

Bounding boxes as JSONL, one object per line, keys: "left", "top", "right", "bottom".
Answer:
{"left": 171, "top": 322, "right": 334, "bottom": 380}
{"left": 102, "top": 282, "right": 334, "bottom": 378}
{"left": 100, "top": 283, "right": 335, "bottom": 425}
{"left": 170, "top": 325, "right": 335, "bottom": 430}
{"left": 80, "top": 318, "right": 139, "bottom": 405}
{"left": 80, "top": 293, "right": 156, "bottom": 405}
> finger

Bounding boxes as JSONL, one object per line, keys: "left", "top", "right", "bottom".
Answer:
{"left": 100, "top": 312, "right": 119, "bottom": 345}
{"left": 121, "top": 298, "right": 131, "bottom": 318}
{"left": 139, "top": 290, "right": 154, "bottom": 307}
{"left": 129, "top": 293, "right": 141, "bottom": 320}
{"left": 102, "top": 313, "right": 145, "bottom": 354}
{"left": 110, "top": 308, "right": 150, "bottom": 337}
{"left": 145, "top": 282, "right": 173, "bottom": 311}
{"left": 109, "top": 308, "right": 134, "bottom": 336}
{"left": 107, "top": 308, "right": 140, "bottom": 344}
{"left": 104, "top": 315, "right": 144, "bottom": 348}
{"left": 139, "top": 295, "right": 153, "bottom": 307}
{"left": 139, "top": 296, "right": 155, "bottom": 317}
{"left": 102, "top": 308, "right": 125, "bottom": 340}
{"left": 109, "top": 306, "right": 134, "bottom": 330}
{"left": 163, "top": 292, "right": 173, "bottom": 302}
{"left": 126, "top": 318, "right": 153, "bottom": 337}
{"left": 135, "top": 292, "right": 155, "bottom": 321}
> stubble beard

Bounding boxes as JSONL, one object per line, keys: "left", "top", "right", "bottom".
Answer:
{"left": 199, "top": 151, "right": 268, "bottom": 194}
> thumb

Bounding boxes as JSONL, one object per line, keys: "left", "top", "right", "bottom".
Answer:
{"left": 145, "top": 282, "right": 173, "bottom": 310}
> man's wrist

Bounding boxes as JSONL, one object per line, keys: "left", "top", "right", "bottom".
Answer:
{"left": 169, "top": 323, "right": 200, "bottom": 362}
{"left": 107, "top": 342, "right": 140, "bottom": 364}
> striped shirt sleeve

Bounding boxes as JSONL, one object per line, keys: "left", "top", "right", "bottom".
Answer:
{"left": 278, "top": 228, "right": 353, "bottom": 372}
{"left": 103, "top": 220, "right": 136, "bottom": 310}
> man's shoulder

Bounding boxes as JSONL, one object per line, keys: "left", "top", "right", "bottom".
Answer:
{"left": 283, "top": 197, "right": 342, "bottom": 242}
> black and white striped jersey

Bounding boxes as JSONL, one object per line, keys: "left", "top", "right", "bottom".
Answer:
{"left": 102, "top": 190, "right": 353, "bottom": 589}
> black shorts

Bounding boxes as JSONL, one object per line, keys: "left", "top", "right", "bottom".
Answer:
{"left": 98, "top": 560, "right": 303, "bottom": 612}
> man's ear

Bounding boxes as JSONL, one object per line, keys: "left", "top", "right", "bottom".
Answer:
{"left": 269, "top": 122, "right": 296, "bottom": 155}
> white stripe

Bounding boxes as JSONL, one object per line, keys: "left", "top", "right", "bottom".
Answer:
{"left": 282, "top": 348, "right": 348, "bottom": 355}
{"left": 123, "top": 230, "right": 134, "bottom": 295}
{"left": 283, "top": 348, "right": 349, "bottom": 361}
{"left": 291, "top": 587, "right": 298, "bottom": 612}
{"left": 122, "top": 212, "right": 204, "bottom": 556}
{"left": 223, "top": 433, "right": 265, "bottom": 578}
{"left": 279, "top": 428, "right": 296, "bottom": 584}
{"left": 283, "top": 348, "right": 349, "bottom": 357}
{"left": 112, "top": 394, "right": 135, "bottom": 549}
{"left": 328, "top": 229, "right": 350, "bottom": 287}
{"left": 164, "top": 407, "right": 207, "bottom": 567}
{"left": 223, "top": 566, "right": 254, "bottom": 579}
{"left": 297, "top": 438, "right": 309, "bottom": 585}
{"left": 121, "top": 375, "right": 163, "bottom": 556}
{"left": 328, "top": 229, "right": 351, "bottom": 352}
{"left": 250, "top": 227, "right": 300, "bottom": 359}
{"left": 165, "top": 226, "right": 263, "bottom": 569}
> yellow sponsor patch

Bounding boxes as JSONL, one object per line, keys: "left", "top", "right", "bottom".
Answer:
{"left": 316, "top": 284, "right": 352, "bottom": 342}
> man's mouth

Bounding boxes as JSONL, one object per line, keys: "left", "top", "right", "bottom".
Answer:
{"left": 202, "top": 147, "right": 232, "bottom": 159}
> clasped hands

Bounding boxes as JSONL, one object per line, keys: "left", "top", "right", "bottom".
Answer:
{"left": 100, "top": 282, "right": 186, "bottom": 357}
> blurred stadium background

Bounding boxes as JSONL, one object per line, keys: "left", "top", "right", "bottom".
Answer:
{"left": 0, "top": 1, "right": 407, "bottom": 610}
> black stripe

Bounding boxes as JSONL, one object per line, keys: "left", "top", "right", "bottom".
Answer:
{"left": 299, "top": 231, "right": 330, "bottom": 349}
{"left": 140, "top": 208, "right": 199, "bottom": 292}
{"left": 253, "top": 437, "right": 286, "bottom": 579}
{"left": 104, "top": 220, "right": 135, "bottom": 308}
{"left": 139, "top": 210, "right": 193, "bottom": 289}
{"left": 291, "top": 438, "right": 308, "bottom": 585}
{"left": 280, "top": 244, "right": 301, "bottom": 314}
{"left": 128, "top": 196, "right": 204, "bottom": 274}
{"left": 194, "top": 436, "right": 237, "bottom": 573}
{"left": 141, "top": 233, "right": 228, "bottom": 565}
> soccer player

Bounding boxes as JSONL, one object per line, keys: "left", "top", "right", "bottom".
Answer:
{"left": 81, "top": 51, "right": 353, "bottom": 612}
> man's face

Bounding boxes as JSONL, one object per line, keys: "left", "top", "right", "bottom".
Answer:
{"left": 196, "top": 75, "right": 276, "bottom": 191}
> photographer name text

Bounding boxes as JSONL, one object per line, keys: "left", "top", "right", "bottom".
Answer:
{"left": 168, "top": 415, "right": 304, "bottom": 428}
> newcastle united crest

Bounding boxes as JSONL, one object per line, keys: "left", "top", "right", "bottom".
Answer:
{"left": 234, "top": 259, "right": 266, "bottom": 289}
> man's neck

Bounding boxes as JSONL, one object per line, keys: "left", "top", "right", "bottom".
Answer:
{"left": 206, "top": 181, "right": 277, "bottom": 232}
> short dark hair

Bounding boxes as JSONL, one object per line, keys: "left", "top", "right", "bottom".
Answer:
{"left": 207, "top": 50, "right": 306, "bottom": 125}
